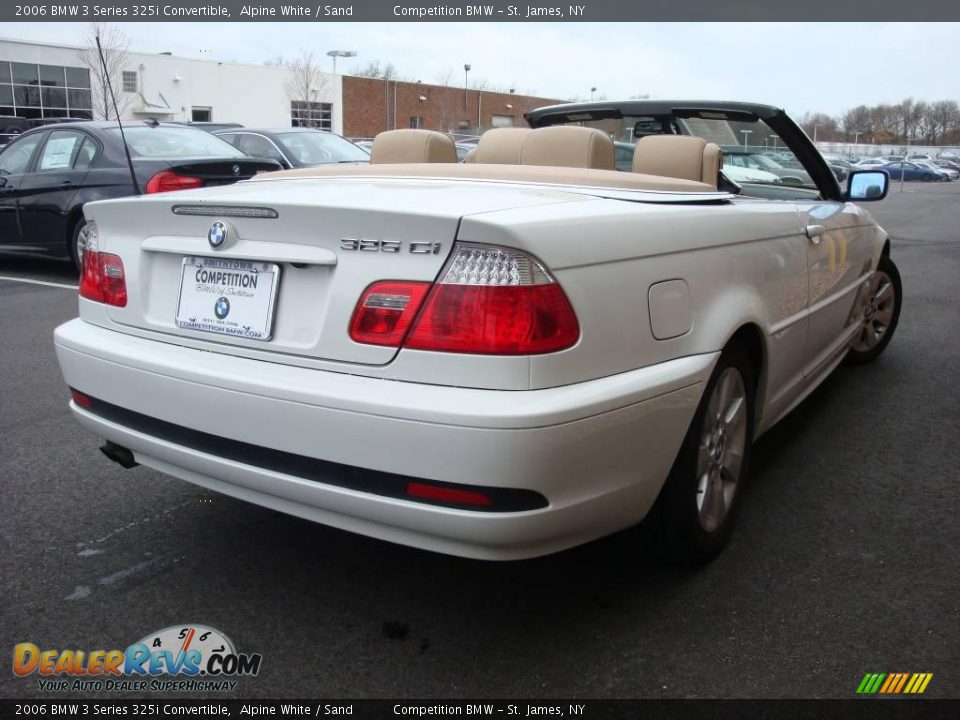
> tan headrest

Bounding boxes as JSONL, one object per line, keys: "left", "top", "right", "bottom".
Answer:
{"left": 632, "top": 135, "right": 723, "bottom": 189}
{"left": 473, "top": 128, "right": 531, "bottom": 164}
{"left": 519, "top": 126, "right": 615, "bottom": 170}
{"left": 369, "top": 129, "right": 457, "bottom": 164}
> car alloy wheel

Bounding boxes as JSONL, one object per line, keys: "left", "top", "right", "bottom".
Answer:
{"left": 695, "top": 367, "right": 748, "bottom": 532}
{"left": 846, "top": 254, "right": 902, "bottom": 366}
{"left": 642, "top": 342, "right": 755, "bottom": 564}
{"left": 853, "top": 268, "right": 897, "bottom": 354}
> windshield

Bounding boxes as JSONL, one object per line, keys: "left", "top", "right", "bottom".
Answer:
{"left": 545, "top": 113, "right": 817, "bottom": 190}
{"left": 109, "top": 126, "right": 245, "bottom": 158}
{"left": 275, "top": 132, "right": 369, "bottom": 165}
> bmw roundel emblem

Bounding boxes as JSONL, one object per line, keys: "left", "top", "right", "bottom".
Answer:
{"left": 232, "top": 164, "right": 241, "bottom": 176}
{"left": 214, "top": 296, "right": 230, "bottom": 319}
{"left": 208, "top": 221, "right": 227, "bottom": 249}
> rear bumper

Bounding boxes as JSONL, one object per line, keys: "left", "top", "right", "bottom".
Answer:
{"left": 54, "top": 319, "right": 716, "bottom": 559}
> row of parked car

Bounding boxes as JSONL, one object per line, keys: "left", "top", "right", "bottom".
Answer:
{"left": 0, "top": 118, "right": 372, "bottom": 270}
{"left": 843, "top": 153, "right": 960, "bottom": 182}
{"left": 730, "top": 148, "right": 960, "bottom": 184}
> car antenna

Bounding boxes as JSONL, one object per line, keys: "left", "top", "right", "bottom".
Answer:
{"left": 95, "top": 33, "right": 139, "bottom": 195}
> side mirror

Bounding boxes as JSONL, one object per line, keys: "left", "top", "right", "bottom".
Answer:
{"left": 845, "top": 170, "right": 889, "bottom": 202}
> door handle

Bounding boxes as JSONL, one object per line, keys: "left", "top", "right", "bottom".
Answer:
{"left": 60, "top": 180, "right": 74, "bottom": 187}
{"left": 805, "top": 224, "right": 826, "bottom": 243}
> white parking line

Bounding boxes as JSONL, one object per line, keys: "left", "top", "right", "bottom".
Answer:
{"left": 0, "top": 275, "right": 78, "bottom": 290}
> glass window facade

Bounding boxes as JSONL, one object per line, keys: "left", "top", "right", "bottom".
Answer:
{"left": 290, "top": 100, "right": 332, "bottom": 130}
{"left": 0, "top": 60, "right": 93, "bottom": 120}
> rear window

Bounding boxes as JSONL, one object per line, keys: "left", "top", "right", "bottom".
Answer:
{"left": 275, "top": 131, "right": 369, "bottom": 165}
{"left": 108, "top": 126, "right": 245, "bottom": 159}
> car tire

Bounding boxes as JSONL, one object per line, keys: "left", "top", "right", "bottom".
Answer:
{"left": 69, "top": 218, "right": 88, "bottom": 272}
{"left": 845, "top": 254, "right": 902, "bottom": 365}
{"left": 641, "top": 342, "right": 756, "bottom": 565}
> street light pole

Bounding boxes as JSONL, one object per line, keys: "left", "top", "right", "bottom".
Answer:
{"left": 740, "top": 129, "right": 752, "bottom": 149}
{"left": 590, "top": 86, "right": 596, "bottom": 101}
{"left": 814, "top": 124, "right": 819, "bottom": 144}
{"left": 464, "top": 64, "right": 471, "bottom": 111}
{"left": 326, "top": 49, "right": 357, "bottom": 74}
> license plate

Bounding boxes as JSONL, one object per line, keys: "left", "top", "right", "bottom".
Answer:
{"left": 176, "top": 256, "right": 280, "bottom": 340}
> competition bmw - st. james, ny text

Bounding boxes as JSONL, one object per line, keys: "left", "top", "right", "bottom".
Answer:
{"left": 14, "top": 3, "right": 588, "bottom": 18}
{"left": 392, "top": 4, "right": 586, "bottom": 18}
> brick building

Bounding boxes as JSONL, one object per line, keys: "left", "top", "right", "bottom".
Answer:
{"left": 341, "top": 75, "right": 563, "bottom": 138}
{"left": 1, "top": 37, "right": 565, "bottom": 139}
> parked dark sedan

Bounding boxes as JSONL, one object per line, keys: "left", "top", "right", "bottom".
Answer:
{"left": 0, "top": 120, "right": 282, "bottom": 270}
{"left": 933, "top": 158, "right": 960, "bottom": 173}
{"left": 0, "top": 115, "right": 31, "bottom": 146}
{"left": 213, "top": 127, "right": 369, "bottom": 169}
{"left": 880, "top": 161, "right": 943, "bottom": 182}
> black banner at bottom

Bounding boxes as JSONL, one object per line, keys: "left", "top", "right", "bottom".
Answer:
{"left": 2, "top": 699, "right": 960, "bottom": 720}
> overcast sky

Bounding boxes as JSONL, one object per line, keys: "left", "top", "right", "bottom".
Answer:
{"left": 7, "top": 22, "right": 957, "bottom": 117}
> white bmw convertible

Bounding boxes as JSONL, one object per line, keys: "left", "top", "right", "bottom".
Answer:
{"left": 54, "top": 101, "right": 901, "bottom": 563}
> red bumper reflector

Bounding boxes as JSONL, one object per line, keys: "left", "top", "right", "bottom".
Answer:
{"left": 70, "top": 389, "right": 92, "bottom": 408}
{"left": 405, "top": 482, "right": 493, "bottom": 507}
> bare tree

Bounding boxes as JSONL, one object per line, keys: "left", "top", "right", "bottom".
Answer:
{"left": 928, "top": 100, "right": 960, "bottom": 144}
{"left": 470, "top": 76, "right": 493, "bottom": 92}
{"left": 283, "top": 52, "right": 329, "bottom": 128}
{"left": 806, "top": 97, "right": 960, "bottom": 145}
{"left": 894, "top": 98, "right": 924, "bottom": 142}
{"left": 799, "top": 112, "right": 840, "bottom": 142}
{"left": 351, "top": 59, "right": 399, "bottom": 80}
{"left": 77, "top": 22, "right": 133, "bottom": 120}
{"left": 433, "top": 66, "right": 455, "bottom": 87}
{"left": 841, "top": 105, "right": 873, "bottom": 142}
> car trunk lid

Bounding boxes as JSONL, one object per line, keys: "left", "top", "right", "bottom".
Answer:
{"left": 137, "top": 157, "right": 281, "bottom": 191}
{"left": 88, "top": 176, "right": 583, "bottom": 366}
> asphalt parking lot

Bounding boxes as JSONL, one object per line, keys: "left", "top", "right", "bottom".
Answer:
{"left": 1, "top": 181, "right": 958, "bottom": 700}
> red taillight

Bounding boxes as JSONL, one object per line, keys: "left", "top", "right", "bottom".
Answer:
{"left": 78, "top": 244, "right": 104, "bottom": 303}
{"left": 405, "top": 283, "right": 579, "bottom": 355}
{"left": 79, "top": 249, "right": 127, "bottom": 307}
{"left": 405, "top": 481, "right": 493, "bottom": 507}
{"left": 70, "top": 389, "right": 92, "bottom": 408}
{"left": 349, "top": 281, "right": 431, "bottom": 346}
{"left": 145, "top": 170, "right": 204, "bottom": 194}
{"left": 349, "top": 244, "right": 579, "bottom": 355}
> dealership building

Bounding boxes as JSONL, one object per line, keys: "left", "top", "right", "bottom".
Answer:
{"left": 0, "top": 37, "right": 560, "bottom": 138}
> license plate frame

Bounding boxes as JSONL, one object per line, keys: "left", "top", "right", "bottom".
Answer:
{"left": 175, "top": 256, "right": 281, "bottom": 341}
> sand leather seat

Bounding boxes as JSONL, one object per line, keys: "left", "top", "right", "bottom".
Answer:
{"left": 471, "top": 128, "right": 531, "bottom": 164}
{"left": 519, "top": 126, "right": 616, "bottom": 170}
{"left": 632, "top": 134, "right": 723, "bottom": 190}
{"left": 369, "top": 129, "right": 458, "bottom": 164}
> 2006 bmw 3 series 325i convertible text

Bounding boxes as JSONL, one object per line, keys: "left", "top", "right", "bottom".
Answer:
{"left": 54, "top": 101, "right": 902, "bottom": 563}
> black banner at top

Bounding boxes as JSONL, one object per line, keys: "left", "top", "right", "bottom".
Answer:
{"left": 2, "top": 0, "right": 959, "bottom": 22}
